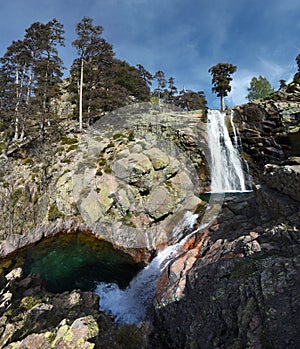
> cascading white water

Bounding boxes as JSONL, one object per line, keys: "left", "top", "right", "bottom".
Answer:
{"left": 95, "top": 211, "right": 198, "bottom": 325}
{"left": 207, "top": 109, "right": 247, "bottom": 192}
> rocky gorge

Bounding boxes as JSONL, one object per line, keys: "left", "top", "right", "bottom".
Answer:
{"left": 0, "top": 85, "right": 299, "bottom": 348}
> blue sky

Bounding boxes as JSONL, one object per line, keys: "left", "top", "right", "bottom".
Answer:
{"left": 1, "top": 0, "right": 300, "bottom": 108}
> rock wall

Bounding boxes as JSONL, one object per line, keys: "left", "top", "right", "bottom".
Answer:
{"left": 151, "top": 192, "right": 300, "bottom": 349}
{"left": 233, "top": 83, "right": 300, "bottom": 180}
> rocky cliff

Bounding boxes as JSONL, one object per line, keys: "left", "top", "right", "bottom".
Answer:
{"left": 0, "top": 90, "right": 299, "bottom": 349}
{"left": 0, "top": 103, "right": 208, "bottom": 260}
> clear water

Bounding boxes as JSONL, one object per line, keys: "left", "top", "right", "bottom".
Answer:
{"left": 19, "top": 233, "right": 140, "bottom": 293}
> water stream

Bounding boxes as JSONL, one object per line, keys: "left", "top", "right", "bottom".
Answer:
{"left": 95, "top": 211, "right": 198, "bottom": 325}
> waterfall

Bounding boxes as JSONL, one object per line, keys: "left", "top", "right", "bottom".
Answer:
{"left": 207, "top": 109, "right": 247, "bottom": 192}
{"left": 95, "top": 211, "right": 198, "bottom": 325}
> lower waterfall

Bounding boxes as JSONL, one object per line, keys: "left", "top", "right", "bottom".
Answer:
{"left": 207, "top": 109, "right": 248, "bottom": 192}
{"left": 95, "top": 212, "right": 198, "bottom": 325}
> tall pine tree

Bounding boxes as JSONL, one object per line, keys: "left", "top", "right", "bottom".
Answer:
{"left": 0, "top": 19, "right": 65, "bottom": 142}
{"left": 71, "top": 17, "right": 114, "bottom": 129}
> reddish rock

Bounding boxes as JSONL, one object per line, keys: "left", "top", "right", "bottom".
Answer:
{"left": 155, "top": 230, "right": 209, "bottom": 306}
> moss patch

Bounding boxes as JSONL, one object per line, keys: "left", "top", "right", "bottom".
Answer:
{"left": 67, "top": 144, "right": 79, "bottom": 152}
{"left": 61, "top": 136, "right": 78, "bottom": 145}
{"left": 48, "top": 202, "right": 64, "bottom": 221}
{"left": 128, "top": 130, "right": 135, "bottom": 141}
{"left": 20, "top": 296, "right": 42, "bottom": 310}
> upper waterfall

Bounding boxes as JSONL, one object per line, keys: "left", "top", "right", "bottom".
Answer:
{"left": 207, "top": 109, "right": 247, "bottom": 192}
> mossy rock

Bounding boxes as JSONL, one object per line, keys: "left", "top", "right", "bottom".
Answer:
{"left": 20, "top": 296, "right": 42, "bottom": 310}
{"left": 67, "top": 144, "right": 79, "bottom": 152}
{"left": 23, "top": 158, "right": 34, "bottom": 166}
{"left": 48, "top": 202, "right": 64, "bottom": 221}
{"left": 128, "top": 130, "right": 135, "bottom": 141}
{"left": 113, "top": 132, "right": 127, "bottom": 140}
{"left": 60, "top": 136, "right": 78, "bottom": 145}
{"left": 116, "top": 324, "right": 148, "bottom": 349}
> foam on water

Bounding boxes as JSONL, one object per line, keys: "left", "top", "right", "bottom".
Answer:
{"left": 95, "top": 211, "right": 198, "bottom": 325}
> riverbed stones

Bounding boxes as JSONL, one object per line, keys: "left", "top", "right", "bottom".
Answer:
{"left": 0, "top": 269, "right": 149, "bottom": 349}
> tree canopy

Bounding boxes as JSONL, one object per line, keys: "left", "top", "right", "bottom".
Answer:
{"left": 70, "top": 17, "right": 151, "bottom": 127}
{"left": 246, "top": 75, "right": 274, "bottom": 101}
{"left": 0, "top": 19, "right": 65, "bottom": 143}
{"left": 0, "top": 16, "right": 208, "bottom": 157}
{"left": 208, "top": 63, "right": 237, "bottom": 111}
{"left": 294, "top": 53, "right": 300, "bottom": 83}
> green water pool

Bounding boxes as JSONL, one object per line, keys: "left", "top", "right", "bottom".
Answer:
{"left": 3, "top": 232, "right": 140, "bottom": 293}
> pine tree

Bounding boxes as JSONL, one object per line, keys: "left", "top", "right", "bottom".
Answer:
{"left": 136, "top": 64, "right": 153, "bottom": 87}
{"left": 28, "top": 19, "right": 65, "bottom": 138}
{"left": 0, "top": 19, "right": 65, "bottom": 141}
{"left": 294, "top": 53, "right": 300, "bottom": 83}
{"left": 167, "top": 77, "right": 178, "bottom": 103}
{"left": 246, "top": 76, "right": 274, "bottom": 101}
{"left": 0, "top": 39, "right": 31, "bottom": 141}
{"left": 208, "top": 63, "right": 237, "bottom": 111}
{"left": 71, "top": 17, "right": 114, "bottom": 129}
{"left": 153, "top": 70, "right": 167, "bottom": 100}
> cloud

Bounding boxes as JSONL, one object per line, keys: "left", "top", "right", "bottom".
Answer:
{"left": 257, "top": 57, "right": 296, "bottom": 87}
{"left": 227, "top": 70, "right": 255, "bottom": 106}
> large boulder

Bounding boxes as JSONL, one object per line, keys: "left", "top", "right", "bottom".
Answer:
{"left": 262, "top": 161, "right": 300, "bottom": 201}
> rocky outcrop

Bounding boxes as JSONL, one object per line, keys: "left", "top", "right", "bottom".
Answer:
{"left": 151, "top": 194, "right": 300, "bottom": 349}
{"left": 0, "top": 102, "right": 209, "bottom": 257}
{"left": 0, "top": 268, "right": 149, "bottom": 349}
{"left": 234, "top": 84, "right": 300, "bottom": 179}
{"left": 150, "top": 87, "right": 300, "bottom": 349}
{"left": 262, "top": 158, "right": 300, "bottom": 201}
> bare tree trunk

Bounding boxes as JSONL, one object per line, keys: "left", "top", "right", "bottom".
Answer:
{"left": 220, "top": 95, "right": 225, "bottom": 112}
{"left": 79, "top": 55, "right": 84, "bottom": 130}
{"left": 40, "top": 69, "right": 48, "bottom": 140}
{"left": 13, "top": 67, "right": 20, "bottom": 140}
{"left": 14, "top": 64, "right": 28, "bottom": 141}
